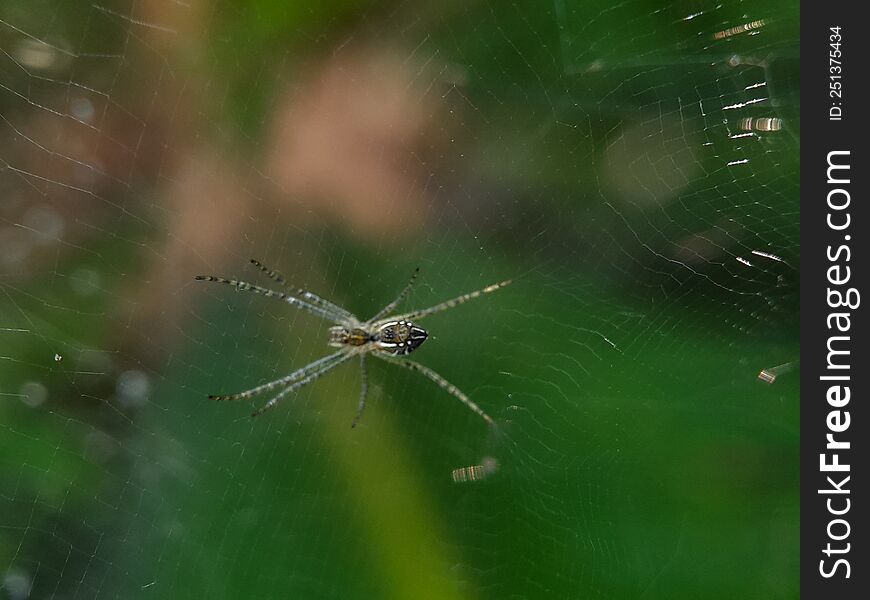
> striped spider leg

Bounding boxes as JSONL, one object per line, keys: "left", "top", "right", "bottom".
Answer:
{"left": 196, "top": 260, "right": 511, "bottom": 425}
{"left": 361, "top": 274, "right": 512, "bottom": 426}
{"left": 209, "top": 349, "right": 356, "bottom": 417}
{"left": 373, "top": 355, "right": 495, "bottom": 426}
{"left": 248, "top": 259, "right": 357, "bottom": 323}
{"left": 196, "top": 260, "right": 361, "bottom": 416}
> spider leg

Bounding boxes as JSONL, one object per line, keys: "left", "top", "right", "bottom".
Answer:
{"left": 252, "top": 351, "right": 355, "bottom": 417}
{"left": 351, "top": 354, "right": 368, "bottom": 428}
{"left": 367, "top": 267, "right": 420, "bottom": 323}
{"left": 249, "top": 259, "right": 358, "bottom": 323}
{"left": 209, "top": 350, "right": 347, "bottom": 401}
{"left": 397, "top": 279, "right": 511, "bottom": 322}
{"left": 376, "top": 355, "right": 495, "bottom": 426}
{"left": 194, "top": 274, "right": 353, "bottom": 325}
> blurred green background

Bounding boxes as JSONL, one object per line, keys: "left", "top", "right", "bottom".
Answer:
{"left": 1, "top": 0, "right": 798, "bottom": 598}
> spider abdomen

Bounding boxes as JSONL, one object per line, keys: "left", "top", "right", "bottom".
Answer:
{"left": 374, "top": 320, "right": 428, "bottom": 355}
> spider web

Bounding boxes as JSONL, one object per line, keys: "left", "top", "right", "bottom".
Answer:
{"left": 1, "top": 0, "right": 799, "bottom": 598}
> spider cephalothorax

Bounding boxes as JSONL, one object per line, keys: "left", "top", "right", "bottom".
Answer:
{"left": 196, "top": 260, "right": 510, "bottom": 426}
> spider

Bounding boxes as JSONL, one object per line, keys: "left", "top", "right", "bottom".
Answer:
{"left": 195, "top": 259, "right": 511, "bottom": 427}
